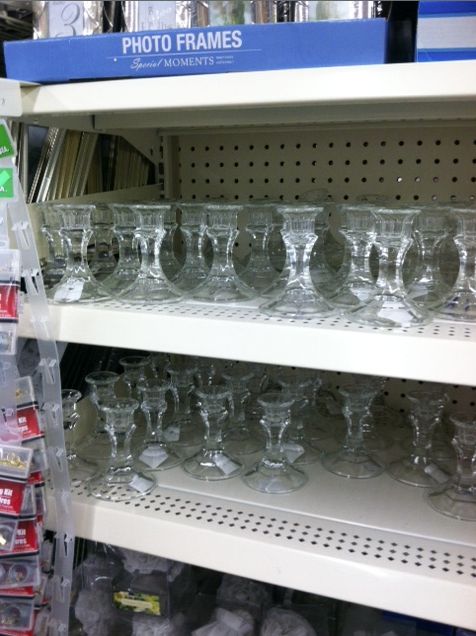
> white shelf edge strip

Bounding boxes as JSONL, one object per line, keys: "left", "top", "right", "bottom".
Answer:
{"left": 19, "top": 301, "right": 476, "bottom": 386}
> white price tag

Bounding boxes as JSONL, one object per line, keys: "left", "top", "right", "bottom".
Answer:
{"left": 54, "top": 280, "right": 84, "bottom": 302}
{"left": 163, "top": 425, "right": 180, "bottom": 442}
{"left": 48, "top": 1, "right": 85, "bottom": 38}
{"left": 129, "top": 474, "right": 155, "bottom": 494}
{"left": 214, "top": 454, "right": 240, "bottom": 476}
{"left": 283, "top": 441, "right": 305, "bottom": 464}
{"left": 139, "top": 446, "right": 169, "bottom": 469}
{"left": 424, "top": 463, "right": 449, "bottom": 485}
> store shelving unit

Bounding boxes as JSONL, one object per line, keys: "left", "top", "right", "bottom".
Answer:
{"left": 6, "top": 59, "right": 476, "bottom": 627}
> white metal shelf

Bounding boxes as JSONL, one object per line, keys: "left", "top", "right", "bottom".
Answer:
{"left": 19, "top": 300, "right": 476, "bottom": 386}
{"left": 46, "top": 462, "right": 476, "bottom": 628}
{"left": 0, "top": 78, "right": 22, "bottom": 117}
{"left": 14, "top": 61, "right": 476, "bottom": 130}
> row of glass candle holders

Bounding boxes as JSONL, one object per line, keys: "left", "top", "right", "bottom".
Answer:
{"left": 62, "top": 352, "right": 476, "bottom": 521}
{"left": 40, "top": 199, "right": 476, "bottom": 328}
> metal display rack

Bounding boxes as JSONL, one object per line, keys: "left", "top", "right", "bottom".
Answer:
{"left": 3, "top": 60, "right": 476, "bottom": 628}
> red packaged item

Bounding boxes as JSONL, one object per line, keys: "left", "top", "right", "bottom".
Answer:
{"left": 0, "top": 250, "right": 20, "bottom": 324}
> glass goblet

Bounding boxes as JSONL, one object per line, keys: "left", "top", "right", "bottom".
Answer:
{"left": 87, "top": 398, "right": 155, "bottom": 501}
{"left": 192, "top": 203, "right": 255, "bottom": 303}
{"left": 406, "top": 207, "right": 450, "bottom": 306}
{"left": 62, "top": 389, "right": 94, "bottom": 484}
{"left": 102, "top": 204, "right": 140, "bottom": 295}
{"left": 426, "top": 413, "right": 476, "bottom": 520}
{"left": 434, "top": 207, "right": 476, "bottom": 321}
{"left": 137, "top": 380, "right": 182, "bottom": 471}
{"left": 118, "top": 203, "right": 182, "bottom": 304}
{"left": 260, "top": 203, "right": 335, "bottom": 318}
{"left": 222, "top": 366, "right": 264, "bottom": 456}
{"left": 388, "top": 389, "right": 447, "bottom": 487}
{"left": 172, "top": 202, "right": 210, "bottom": 291}
{"left": 76, "top": 371, "right": 119, "bottom": 463}
{"left": 40, "top": 203, "right": 66, "bottom": 288}
{"left": 322, "top": 376, "right": 385, "bottom": 479}
{"left": 49, "top": 204, "right": 109, "bottom": 303}
{"left": 347, "top": 208, "right": 429, "bottom": 328}
{"left": 243, "top": 392, "right": 307, "bottom": 494}
{"left": 329, "top": 204, "right": 377, "bottom": 308}
{"left": 183, "top": 385, "right": 242, "bottom": 481}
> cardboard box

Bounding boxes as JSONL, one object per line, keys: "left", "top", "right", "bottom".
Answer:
{"left": 417, "top": 1, "right": 476, "bottom": 62}
{"left": 4, "top": 20, "right": 386, "bottom": 84}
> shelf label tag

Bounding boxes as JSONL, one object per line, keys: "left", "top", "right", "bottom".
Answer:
{"left": 53, "top": 280, "right": 84, "bottom": 302}
{"left": 129, "top": 474, "right": 154, "bottom": 494}
{"left": 215, "top": 454, "right": 240, "bottom": 476}
{"left": 0, "top": 169, "right": 14, "bottom": 200}
{"left": 139, "top": 446, "right": 168, "bottom": 469}
{"left": 0, "top": 125, "right": 14, "bottom": 160}
{"left": 283, "top": 441, "right": 305, "bottom": 464}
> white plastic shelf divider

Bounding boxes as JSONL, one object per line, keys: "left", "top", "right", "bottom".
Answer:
{"left": 19, "top": 300, "right": 476, "bottom": 386}
{"left": 17, "top": 61, "right": 476, "bottom": 130}
{"left": 46, "top": 463, "right": 476, "bottom": 629}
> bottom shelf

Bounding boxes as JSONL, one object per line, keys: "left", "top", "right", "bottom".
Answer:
{"left": 47, "top": 462, "right": 476, "bottom": 629}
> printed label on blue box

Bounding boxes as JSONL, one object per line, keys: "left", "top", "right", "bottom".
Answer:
{"left": 417, "top": 1, "right": 476, "bottom": 62}
{"left": 4, "top": 20, "right": 386, "bottom": 84}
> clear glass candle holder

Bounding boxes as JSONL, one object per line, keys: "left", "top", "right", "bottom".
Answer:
{"left": 119, "top": 355, "right": 150, "bottom": 401}
{"left": 426, "top": 412, "right": 476, "bottom": 521}
{"left": 62, "top": 389, "right": 94, "bottom": 484}
{"left": 167, "top": 363, "right": 203, "bottom": 448}
{"left": 347, "top": 208, "right": 429, "bottom": 328}
{"left": 49, "top": 204, "right": 109, "bottom": 303}
{"left": 137, "top": 380, "right": 182, "bottom": 471}
{"left": 102, "top": 204, "right": 141, "bottom": 295}
{"left": 388, "top": 389, "right": 447, "bottom": 487}
{"left": 172, "top": 202, "right": 210, "bottom": 291}
{"left": 40, "top": 203, "right": 66, "bottom": 288}
{"left": 77, "top": 371, "right": 119, "bottom": 463}
{"left": 192, "top": 203, "right": 255, "bottom": 303}
{"left": 329, "top": 204, "right": 377, "bottom": 308}
{"left": 118, "top": 203, "right": 182, "bottom": 304}
{"left": 87, "top": 398, "right": 155, "bottom": 501}
{"left": 89, "top": 203, "right": 116, "bottom": 280}
{"left": 260, "top": 203, "right": 335, "bottom": 318}
{"left": 183, "top": 385, "right": 243, "bottom": 481}
{"left": 243, "top": 392, "right": 307, "bottom": 494}
{"left": 238, "top": 202, "right": 280, "bottom": 293}
{"left": 322, "top": 376, "right": 385, "bottom": 479}
{"left": 406, "top": 207, "right": 450, "bottom": 306}
{"left": 434, "top": 207, "right": 476, "bottom": 322}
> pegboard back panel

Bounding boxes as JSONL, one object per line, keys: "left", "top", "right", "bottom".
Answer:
{"left": 176, "top": 124, "right": 476, "bottom": 203}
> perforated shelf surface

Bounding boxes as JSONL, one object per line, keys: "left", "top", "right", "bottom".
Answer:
{"left": 46, "top": 462, "right": 476, "bottom": 628}
{"left": 19, "top": 299, "right": 476, "bottom": 386}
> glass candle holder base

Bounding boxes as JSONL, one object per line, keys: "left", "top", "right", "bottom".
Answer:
{"left": 261, "top": 288, "right": 335, "bottom": 318}
{"left": 387, "top": 458, "right": 446, "bottom": 488}
{"left": 68, "top": 454, "right": 96, "bottom": 485}
{"left": 183, "top": 449, "right": 243, "bottom": 481}
{"left": 436, "top": 289, "right": 476, "bottom": 322}
{"left": 49, "top": 277, "right": 109, "bottom": 304}
{"left": 284, "top": 439, "right": 320, "bottom": 466}
{"left": 348, "top": 293, "right": 429, "bottom": 329}
{"left": 118, "top": 278, "right": 181, "bottom": 304}
{"left": 243, "top": 461, "right": 308, "bottom": 494}
{"left": 192, "top": 278, "right": 254, "bottom": 303}
{"left": 426, "top": 484, "right": 476, "bottom": 521}
{"left": 224, "top": 429, "right": 265, "bottom": 456}
{"left": 87, "top": 467, "right": 155, "bottom": 502}
{"left": 76, "top": 432, "right": 111, "bottom": 462}
{"left": 138, "top": 442, "right": 182, "bottom": 472}
{"left": 322, "top": 448, "right": 385, "bottom": 479}
{"left": 330, "top": 284, "right": 376, "bottom": 309}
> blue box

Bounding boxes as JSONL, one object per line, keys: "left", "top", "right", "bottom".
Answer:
{"left": 3, "top": 20, "right": 386, "bottom": 84}
{"left": 417, "top": 1, "right": 476, "bottom": 62}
